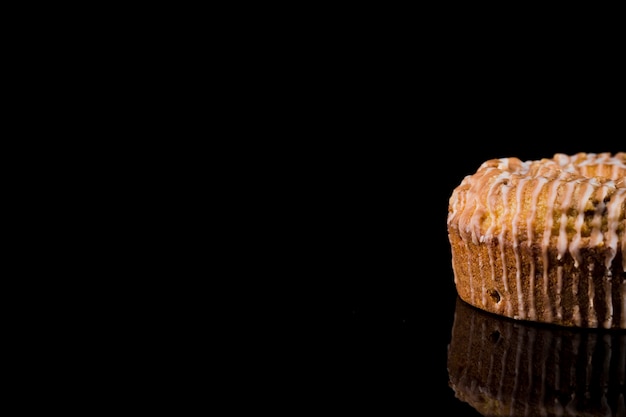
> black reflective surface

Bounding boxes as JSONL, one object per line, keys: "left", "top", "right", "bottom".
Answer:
{"left": 343, "top": 256, "right": 625, "bottom": 416}
{"left": 449, "top": 297, "right": 625, "bottom": 416}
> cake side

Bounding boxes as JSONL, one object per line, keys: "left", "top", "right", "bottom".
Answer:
{"left": 449, "top": 232, "right": 625, "bottom": 328}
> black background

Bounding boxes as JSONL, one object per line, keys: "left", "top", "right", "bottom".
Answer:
{"left": 301, "top": 27, "right": 625, "bottom": 414}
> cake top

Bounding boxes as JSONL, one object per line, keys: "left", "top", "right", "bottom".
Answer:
{"left": 475, "top": 152, "right": 626, "bottom": 185}
{"left": 448, "top": 152, "right": 625, "bottom": 271}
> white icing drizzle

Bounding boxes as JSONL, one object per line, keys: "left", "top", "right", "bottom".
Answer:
{"left": 464, "top": 240, "right": 475, "bottom": 304}
{"left": 569, "top": 180, "right": 595, "bottom": 268}
{"left": 557, "top": 181, "right": 576, "bottom": 261}
{"left": 499, "top": 180, "right": 512, "bottom": 317}
{"left": 587, "top": 264, "right": 597, "bottom": 327}
{"left": 512, "top": 178, "right": 528, "bottom": 319}
{"left": 589, "top": 183, "right": 612, "bottom": 247}
{"left": 526, "top": 177, "right": 547, "bottom": 321}
{"left": 486, "top": 245, "right": 497, "bottom": 311}
{"left": 606, "top": 187, "right": 626, "bottom": 272}
{"left": 570, "top": 267, "right": 579, "bottom": 325}
{"left": 478, "top": 245, "right": 486, "bottom": 306}
{"left": 604, "top": 269, "right": 613, "bottom": 329}
{"left": 541, "top": 178, "right": 562, "bottom": 323}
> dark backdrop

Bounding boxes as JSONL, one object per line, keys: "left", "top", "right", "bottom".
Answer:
{"left": 295, "top": 17, "right": 626, "bottom": 415}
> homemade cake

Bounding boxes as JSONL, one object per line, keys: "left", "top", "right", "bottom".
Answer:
{"left": 447, "top": 152, "right": 626, "bottom": 329}
{"left": 448, "top": 296, "right": 626, "bottom": 417}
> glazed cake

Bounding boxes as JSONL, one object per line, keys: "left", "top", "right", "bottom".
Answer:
{"left": 447, "top": 152, "right": 626, "bottom": 329}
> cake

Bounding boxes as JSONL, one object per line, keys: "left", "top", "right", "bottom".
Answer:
{"left": 447, "top": 152, "right": 626, "bottom": 329}
{"left": 447, "top": 296, "right": 626, "bottom": 417}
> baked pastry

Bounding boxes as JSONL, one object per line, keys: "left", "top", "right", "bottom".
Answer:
{"left": 447, "top": 152, "right": 626, "bottom": 329}
{"left": 448, "top": 296, "right": 626, "bottom": 417}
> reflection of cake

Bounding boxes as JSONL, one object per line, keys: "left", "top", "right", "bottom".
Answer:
{"left": 447, "top": 152, "right": 626, "bottom": 329}
{"left": 447, "top": 297, "right": 626, "bottom": 417}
